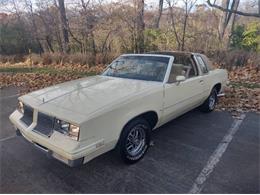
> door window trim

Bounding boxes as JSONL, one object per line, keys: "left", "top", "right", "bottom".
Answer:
{"left": 195, "top": 55, "right": 209, "bottom": 74}
{"left": 167, "top": 55, "right": 199, "bottom": 84}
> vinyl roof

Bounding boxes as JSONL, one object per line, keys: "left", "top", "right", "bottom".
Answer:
{"left": 146, "top": 51, "right": 200, "bottom": 57}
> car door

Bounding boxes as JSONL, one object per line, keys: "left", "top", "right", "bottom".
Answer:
{"left": 162, "top": 56, "right": 205, "bottom": 124}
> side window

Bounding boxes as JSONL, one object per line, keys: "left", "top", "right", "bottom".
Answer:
{"left": 168, "top": 64, "right": 186, "bottom": 83}
{"left": 168, "top": 56, "right": 198, "bottom": 82}
{"left": 185, "top": 58, "right": 198, "bottom": 78}
{"left": 201, "top": 54, "right": 214, "bottom": 71}
{"left": 196, "top": 55, "right": 208, "bottom": 74}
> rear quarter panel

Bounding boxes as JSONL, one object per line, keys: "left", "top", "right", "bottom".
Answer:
{"left": 205, "top": 69, "right": 228, "bottom": 97}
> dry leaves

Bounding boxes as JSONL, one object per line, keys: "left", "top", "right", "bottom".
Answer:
{"left": 215, "top": 64, "right": 260, "bottom": 116}
{"left": 228, "top": 64, "right": 259, "bottom": 84}
{"left": 1, "top": 63, "right": 259, "bottom": 117}
{"left": 216, "top": 86, "right": 260, "bottom": 117}
{"left": 0, "top": 63, "right": 105, "bottom": 94}
{"left": 0, "top": 73, "right": 82, "bottom": 94}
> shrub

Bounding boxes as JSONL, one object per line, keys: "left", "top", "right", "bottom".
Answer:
{"left": 42, "top": 53, "right": 52, "bottom": 65}
{"left": 230, "top": 22, "right": 260, "bottom": 52}
{"left": 0, "top": 55, "right": 26, "bottom": 63}
{"left": 68, "top": 53, "right": 92, "bottom": 65}
{"left": 29, "top": 53, "right": 42, "bottom": 65}
{"left": 207, "top": 50, "right": 259, "bottom": 69}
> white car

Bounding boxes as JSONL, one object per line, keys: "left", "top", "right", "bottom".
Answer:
{"left": 10, "top": 52, "right": 228, "bottom": 167}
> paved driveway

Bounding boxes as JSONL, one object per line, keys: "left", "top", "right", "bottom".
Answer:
{"left": 0, "top": 86, "right": 259, "bottom": 193}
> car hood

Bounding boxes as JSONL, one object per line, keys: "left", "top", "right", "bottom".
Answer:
{"left": 20, "top": 76, "right": 161, "bottom": 123}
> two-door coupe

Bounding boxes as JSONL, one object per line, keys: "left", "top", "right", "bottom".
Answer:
{"left": 10, "top": 51, "right": 228, "bottom": 167}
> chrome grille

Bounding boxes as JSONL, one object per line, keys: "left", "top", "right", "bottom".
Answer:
{"left": 34, "top": 112, "right": 54, "bottom": 137}
{"left": 20, "top": 105, "right": 33, "bottom": 126}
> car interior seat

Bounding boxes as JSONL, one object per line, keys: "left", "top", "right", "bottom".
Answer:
{"left": 168, "top": 64, "right": 185, "bottom": 83}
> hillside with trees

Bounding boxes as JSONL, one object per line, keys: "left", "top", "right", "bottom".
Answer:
{"left": 0, "top": 0, "right": 259, "bottom": 62}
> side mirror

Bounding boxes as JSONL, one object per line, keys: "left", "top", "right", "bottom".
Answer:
{"left": 176, "top": 75, "right": 186, "bottom": 82}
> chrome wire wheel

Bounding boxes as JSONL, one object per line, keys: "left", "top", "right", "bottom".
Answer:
{"left": 200, "top": 88, "right": 218, "bottom": 113}
{"left": 126, "top": 125, "right": 146, "bottom": 157}
{"left": 209, "top": 93, "right": 216, "bottom": 110}
{"left": 118, "top": 118, "right": 150, "bottom": 164}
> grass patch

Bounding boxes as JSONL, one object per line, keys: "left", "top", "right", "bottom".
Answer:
{"left": 230, "top": 81, "right": 260, "bottom": 89}
{"left": 0, "top": 66, "right": 97, "bottom": 77}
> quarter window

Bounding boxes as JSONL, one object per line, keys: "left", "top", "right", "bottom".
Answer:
{"left": 196, "top": 55, "right": 208, "bottom": 74}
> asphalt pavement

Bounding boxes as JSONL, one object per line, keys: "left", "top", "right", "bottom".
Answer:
{"left": 0, "top": 86, "right": 259, "bottom": 193}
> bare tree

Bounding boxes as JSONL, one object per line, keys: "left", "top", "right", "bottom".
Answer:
{"left": 166, "top": 0, "right": 181, "bottom": 49}
{"left": 207, "top": 0, "right": 260, "bottom": 18}
{"left": 57, "top": 0, "right": 69, "bottom": 53}
{"left": 166, "top": 0, "right": 197, "bottom": 51}
{"left": 80, "top": 0, "right": 97, "bottom": 58}
{"left": 218, "top": 0, "right": 240, "bottom": 40}
{"left": 24, "top": 0, "right": 44, "bottom": 53}
{"left": 36, "top": 0, "right": 63, "bottom": 53}
{"left": 154, "top": 0, "right": 164, "bottom": 28}
{"left": 136, "top": 0, "right": 145, "bottom": 53}
{"left": 181, "top": 0, "right": 197, "bottom": 51}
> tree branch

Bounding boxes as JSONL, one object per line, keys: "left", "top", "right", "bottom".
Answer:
{"left": 207, "top": 0, "right": 260, "bottom": 18}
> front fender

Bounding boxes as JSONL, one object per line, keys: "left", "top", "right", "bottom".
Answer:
{"left": 79, "top": 89, "right": 163, "bottom": 149}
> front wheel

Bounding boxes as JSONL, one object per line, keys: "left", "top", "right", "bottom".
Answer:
{"left": 200, "top": 88, "right": 218, "bottom": 113}
{"left": 117, "top": 118, "right": 151, "bottom": 164}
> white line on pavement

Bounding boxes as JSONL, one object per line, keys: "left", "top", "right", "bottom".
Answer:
{"left": 0, "top": 93, "right": 20, "bottom": 100}
{"left": 189, "top": 114, "right": 246, "bottom": 194}
{"left": 0, "top": 135, "right": 16, "bottom": 142}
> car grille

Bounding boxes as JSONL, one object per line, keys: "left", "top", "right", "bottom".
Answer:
{"left": 34, "top": 112, "right": 54, "bottom": 137}
{"left": 20, "top": 105, "right": 33, "bottom": 126}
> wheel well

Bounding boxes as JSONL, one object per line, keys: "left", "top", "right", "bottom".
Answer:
{"left": 141, "top": 111, "right": 158, "bottom": 129}
{"left": 127, "top": 111, "right": 158, "bottom": 130}
{"left": 214, "top": 83, "right": 221, "bottom": 93}
{"left": 116, "top": 111, "right": 159, "bottom": 148}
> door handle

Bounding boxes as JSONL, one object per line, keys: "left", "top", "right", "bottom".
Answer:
{"left": 199, "top": 80, "right": 204, "bottom": 83}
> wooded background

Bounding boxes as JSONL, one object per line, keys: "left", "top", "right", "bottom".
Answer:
{"left": 0, "top": 0, "right": 259, "bottom": 66}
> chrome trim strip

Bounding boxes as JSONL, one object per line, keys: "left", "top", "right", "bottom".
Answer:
{"left": 33, "top": 142, "right": 49, "bottom": 153}
{"left": 217, "top": 93, "right": 225, "bottom": 97}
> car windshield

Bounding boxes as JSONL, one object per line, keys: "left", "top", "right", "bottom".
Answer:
{"left": 102, "top": 55, "right": 170, "bottom": 82}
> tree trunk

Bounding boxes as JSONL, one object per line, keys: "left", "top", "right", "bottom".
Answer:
{"left": 90, "top": 31, "right": 96, "bottom": 63}
{"left": 218, "top": 0, "right": 230, "bottom": 39}
{"left": 218, "top": 0, "right": 240, "bottom": 47}
{"left": 46, "top": 36, "right": 54, "bottom": 53}
{"left": 207, "top": 0, "right": 260, "bottom": 17}
{"left": 258, "top": 0, "right": 260, "bottom": 15}
{"left": 58, "top": 0, "right": 69, "bottom": 53}
{"left": 228, "top": 1, "right": 239, "bottom": 46}
{"left": 219, "top": 0, "right": 239, "bottom": 41}
{"left": 154, "top": 0, "right": 163, "bottom": 28}
{"left": 136, "top": 0, "right": 145, "bottom": 53}
{"left": 181, "top": 14, "right": 188, "bottom": 51}
{"left": 167, "top": 0, "right": 181, "bottom": 50}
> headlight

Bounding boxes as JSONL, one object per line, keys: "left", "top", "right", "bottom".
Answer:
{"left": 17, "top": 100, "right": 24, "bottom": 114}
{"left": 54, "top": 119, "right": 80, "bottom": 141}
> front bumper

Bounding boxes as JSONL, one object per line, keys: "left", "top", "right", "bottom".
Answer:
{"left": 16, "top": 129, "right": 84, "bottom": 167}
{"left": 9, "top": 110, "right": 103, "bottom": 167}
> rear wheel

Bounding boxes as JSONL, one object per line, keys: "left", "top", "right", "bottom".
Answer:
{"left": 200, "top": 88, "right": 218, "bottom": 112}
{"left": 117, "top": 118, "right": 151, "bottom": 164}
